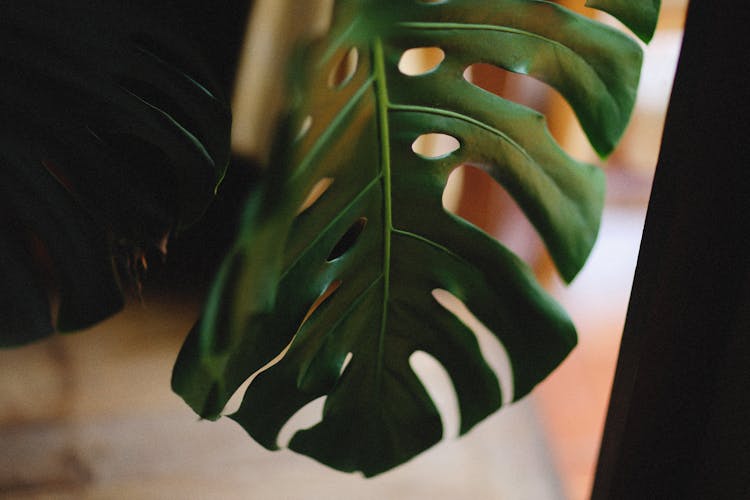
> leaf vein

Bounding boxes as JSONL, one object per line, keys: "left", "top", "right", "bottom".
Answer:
{"left": 373, "top": 38, "right": 392, "bottom": 394}
{"left": 296, "top": 275, "right": 384, "bottom": 387}
{"left": 389, "top": 103, "right": 534, "bottom": 164}
{"left": 397, "top": 21, "right": 618, "bottom": 115}
{"left": 280, "top": 175, "right": 382, "bottom": 279}
{"left": 292, "top": 76, "right": 376, "bottom": 181}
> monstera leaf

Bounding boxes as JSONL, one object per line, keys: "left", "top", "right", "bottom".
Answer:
{"left": 0, "top": 2, "right": 230, "bottom": 346}
{"left": 174, "top": 0, "right": 658, "bottom": 476}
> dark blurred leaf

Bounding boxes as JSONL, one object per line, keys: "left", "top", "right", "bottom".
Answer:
{"left": 0, "top": 1, "right": 231, "bottom": 344}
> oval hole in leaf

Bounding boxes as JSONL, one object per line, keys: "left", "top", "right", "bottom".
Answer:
{"left": 409, "top": 351, "right": 460, "bottom": 439}
{"left": 398, "top": 47, "right": 446, "bottom": 76}
{"left": 339, "top": 352, "right": 353, "bottom": 376}
{"left": 326, "top": 218, "right": 367, "bottom": 262}
{"left": 328, "top": 47, "right": 359, "bottom": 89}
{"left": 277, "top": 395, "right": 326, "bottom": 448}
{"left": 432, "top": 289, "right": 514, "bottom": 404}
{"left": 296, "top": 115, "right": 313, "bottom": 141}
{"left": 297, "top": 177, "right": 334, "bottom": 215}
{"left": 412, "top": 133, "right": 460, "bottom": 159}
{"left": 442, "top": 165, "right": 544, "bottom": 263}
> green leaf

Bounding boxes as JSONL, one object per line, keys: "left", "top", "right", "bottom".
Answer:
{"left": 586, "top": 0, "right": 662, "bottom": 43}
{"left": 173, "top": 0, "right": 656, "bottom": 476}
{"left": 0, "top": 2, "right": 230, "bottom": 345}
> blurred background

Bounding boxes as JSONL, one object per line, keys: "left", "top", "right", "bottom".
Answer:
{"left": 0, "top": 1, "right": 688, "bottom": 498}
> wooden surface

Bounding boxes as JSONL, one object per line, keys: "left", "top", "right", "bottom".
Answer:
{"left": 0, "top": 293, "right": 563, "bottom": 499}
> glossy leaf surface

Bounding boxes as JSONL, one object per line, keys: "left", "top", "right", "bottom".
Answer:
{"left": 587, "top": 0, "right": 661, "bottom": 43}
{"left": 174, "top": 0, "right": 657, "bottom": 476}
{"left": 0, "top": 2, "right": 230, "bottom": 345}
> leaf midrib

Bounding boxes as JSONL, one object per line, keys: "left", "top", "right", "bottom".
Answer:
{"left": 373, "top": 38, "right": 392, "bottom": 393}
{"left": 286, "top": 30, "right": 588, "bottom": 393}
{"left": 285, "top": 18, "right": 603, "bottom": 289}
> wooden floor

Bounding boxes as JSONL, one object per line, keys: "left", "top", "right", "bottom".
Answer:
{"left": 1, "top": 297, "right": 562, "bottom": 499}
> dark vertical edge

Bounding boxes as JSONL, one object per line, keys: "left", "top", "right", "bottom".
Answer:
{"left": 592, "top": 2, "right": 750, "bottom": 499}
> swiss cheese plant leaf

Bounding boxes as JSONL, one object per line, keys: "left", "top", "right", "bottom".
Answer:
{"left": 586, "top": 0, "right": 661, "bottom": 43}
{"left": 0, "top": 2, "right": 230, "bottom": 345}
{"left": 173, "top": 0, "right": 656, "bottom": 476}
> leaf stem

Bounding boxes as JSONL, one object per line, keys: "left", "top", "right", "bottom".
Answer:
{"left": 373, "top": 38, "right": 392, "bottom": 388}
